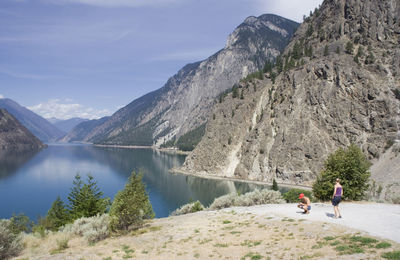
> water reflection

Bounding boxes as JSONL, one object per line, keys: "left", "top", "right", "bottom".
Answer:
{"left": 0, "top": 145, "right": 272, "bottom": 220}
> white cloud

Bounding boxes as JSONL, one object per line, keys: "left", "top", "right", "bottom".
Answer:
{"left": 45, "top": 0, "right": 184, "bottom": 7}
{"left": 28, "top": 99, "right": 111, "bottom": 120}
{"left": 0, "top": 94, "right": 4, "bottom": 99}
{"left": 254, "top": 0, "right": 323, "bottom": 22}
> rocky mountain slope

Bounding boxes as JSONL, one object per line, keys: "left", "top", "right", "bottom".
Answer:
{"left": 59, "top": 116, "right": 109, "bottom": 143}
{"left": 180, "top": 0, "right": 400, "bottom": 198}
{"left": 0, "top": 98, "right": 65, "bottom": 142}
{"left": 62, "top": 14, "right": 299, "bottom": 146}
{"left": 0, "top": 109, "right": 45, "bottom": 151}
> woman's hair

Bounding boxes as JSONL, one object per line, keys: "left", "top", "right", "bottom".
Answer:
{"left": 336, "top": 178, "right": 340, "bottom": 183}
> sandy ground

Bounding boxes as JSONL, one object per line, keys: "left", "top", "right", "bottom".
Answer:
{"left": 15, "top": 202, "right": 400, "bottom": 260}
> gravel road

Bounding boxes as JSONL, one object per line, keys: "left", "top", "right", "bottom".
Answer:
{"left": 223, "top": 202, "right": 400, "bottom": 242}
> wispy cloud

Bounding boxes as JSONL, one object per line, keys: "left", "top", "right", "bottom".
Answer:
{"left": 28, "top": 99, "right": 111, "bottom": 120}
{"left": 0, "top": 68, "right": 61, "bottom": 80}
{"left": 0, "top": 94, "right": 4, "bottom": 99}
{"left": 44, "top": 0, "right": 184, "bottom": 7}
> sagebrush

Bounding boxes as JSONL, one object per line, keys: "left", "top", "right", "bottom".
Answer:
{"left": 0, "top": 219, "right": 24, "bottom": 259}
{"left": 170, "top": 201, "right": 204, "bottom": 216}
{"left": 63, "top": 214, "right": 109, "bottom": 243}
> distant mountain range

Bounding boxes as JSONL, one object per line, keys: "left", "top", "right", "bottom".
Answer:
{"left": 0, "top": 108, "right": 45, "bottom": 151}
{"left": 48, "top": 117, "right": 89, "bottom": 133}
{"left": 0, "top": 98, "right": 65, "bottom": 142}
{"left": 62, "top": 14, "right": 299, "bottom": 146}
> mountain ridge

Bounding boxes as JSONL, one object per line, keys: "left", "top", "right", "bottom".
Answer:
{"left": 62, "top": 14, "right": 299, "bottom": 146}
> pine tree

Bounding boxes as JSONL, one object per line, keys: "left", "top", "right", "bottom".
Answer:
{"left": 324, "top": 45, "right": 329, "bottom": 56}
{"left": 46, "top": 196, "right": 69, "bottom": 231}
{"left": 109, "top": 171, "right": 154, "bottom": 231}
{"left": 67, "top": 174, "right": 110, "bottom": 220}
{"left": 272, "top": 179, "right": 279, "bottom": 191}
{"left": 345, "top": 41, "right": 354, "bottom": 54}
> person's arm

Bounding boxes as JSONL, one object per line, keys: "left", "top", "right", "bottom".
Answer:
{"left": 340, "top": 186, "right": 343, "bottom": 196}
{"left": 333, "top": 185, "right": 337, "bottom": 198}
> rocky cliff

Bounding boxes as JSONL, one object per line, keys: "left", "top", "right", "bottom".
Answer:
{"left": 0, "top": 109, "right": 45, "bottom": 151}
{"left": 181, "top": 0, "right": 400, "bottom": 193}
{"left": 62, "top": 14, "right": 299, "bottom": 146}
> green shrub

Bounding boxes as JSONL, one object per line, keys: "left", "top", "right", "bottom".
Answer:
{"left": 282, "top": 189, "right": 314, "bottom": 203}
{"left": 170, "top": 201, "right": 204, "bottom": 216}
{"left": 63, "top": 214, "right": 109, "bottom": 243}
{"left": 109, "top": 171, "right": 154, "bottom": 231}
{"left": 313, "top": 144, "right": 371, "bottom": 201}
{"left": 272, "top": 179, "right": 279, "bottom": 191}
{"left": 9, "top": 213, "right": 33, "bottom": 234}
{"left": 0, "top": 219, "right": 24, "bottom": 259}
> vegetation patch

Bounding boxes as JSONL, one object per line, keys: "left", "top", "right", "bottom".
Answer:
{"left": 381, "top": 251, "right": 400, "bottom": 259}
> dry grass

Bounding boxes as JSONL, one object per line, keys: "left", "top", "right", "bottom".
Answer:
{"left": 13, "top": 210, "right": 400, "bottom": 260}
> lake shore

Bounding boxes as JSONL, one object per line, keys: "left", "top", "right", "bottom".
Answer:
{"left": 15, "top": 202, "right": 400, "bottom": 260}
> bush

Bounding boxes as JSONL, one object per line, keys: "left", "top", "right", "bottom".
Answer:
{"left": 109, "top": 171, "right": 154, "bottom": 231}
{"left": 170, "top": 201, "right": 204, "bottom": 216}
{"left": 9, "top": 213, "right": 33, "bottom": 234}
{"left": 63, "top": 214, "right": 109, "bottom": 243}
{"left": 208, "top": 189, "right": 284, "bottom": 210}
{"left": 0, "top": 219, "right": 24, "bottom": 259}
{"left": 272, "top": 179, "right": 279, "bottom": 191}
{"left": 313, "top": 144, "right": 371, "bottom": 201}
{"left": 282, "top": 189, "right": 314, "bottom": 203}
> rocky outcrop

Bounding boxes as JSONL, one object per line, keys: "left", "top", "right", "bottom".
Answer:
{"left": 62, "top": 14, "right": 299, "bottom": 146}
{"left": 181, "top": 0, "right": 400, "bottom": 186}
{"left": 0, "top": 109, "right": 45, "bottom": 151}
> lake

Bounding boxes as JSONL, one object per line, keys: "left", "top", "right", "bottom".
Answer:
{"left": 0, "top": 144, "right": 270, "bottom": 220}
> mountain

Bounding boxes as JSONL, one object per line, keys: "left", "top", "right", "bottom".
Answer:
{"left": 61, "top": 14, "right": 299, "bottom": 146}
{"left": 59, "top": 116, "right": 110, "bottom": 143}
{"left": 180, "top": 0, "right": 400, "bottom": 200}
{"left": 0, "top": 98, "right": 65, "bottom": 142}
{"left": 50, "top": 117, "right": 89, "bottom": 133}
{"left": 0, "top": 109, "right": 45, "bottom": 151}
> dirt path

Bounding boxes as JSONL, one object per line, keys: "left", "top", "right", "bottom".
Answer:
{"left": 229, "top": 202, "right": 400, "bottom": 243}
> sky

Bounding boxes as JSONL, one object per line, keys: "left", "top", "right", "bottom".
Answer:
{"left": 0, "top": 0, "right": 322, "bottom": 120}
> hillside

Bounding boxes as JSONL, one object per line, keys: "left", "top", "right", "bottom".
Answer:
{"left": 0, "top": 109, "right": 45, "bottom": 151}
{"left": 0, "top": 98, "right": 64, "bottom": 142}
{"left": 62, "top": 14, "right": 299, "bottom": 147}
{"left": 50, "top": 117, "right": 89, "bottom": 133}
{"left": 14, "top": 203, "right": 400, "bottom": 260}
{"left": 180, "top": 0, "right": 400, "bottom": 200}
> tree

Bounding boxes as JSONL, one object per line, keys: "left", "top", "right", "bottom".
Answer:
{"left": 232, "top": 85, "right": 239, "bottom": 98}
{"left": 272, "top": 179, "right": 279, "bottom": 191}
{"left": 345, "top": 41, "right": 354, "bottom": 54}
{"left": 324, "top": 45, "right": 329, "bottom": 56}
{"left": 312, "top": 144, "right": 371, "bottom": 201}
{"left": 109, "top": 171, "right": 154, "bottom": 231}
{"left": 46, "top": 196, "right": 69, "bottom": 231}
{"left": 67, "top": 174, "right": 110, "bottom": 220}
{"left": 9, "top": 213, "right": 33, "bottom": 234}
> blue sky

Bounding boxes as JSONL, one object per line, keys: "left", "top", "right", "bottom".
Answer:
{"left": 0, "top": 0, "right": 322, "bottom": 120}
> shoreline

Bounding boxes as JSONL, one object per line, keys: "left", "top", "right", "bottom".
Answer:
{"left": 92, "top": 144, "right": 191, "bottom": 155}
{"left": 170, "top": 167, "right": 313, "bottom": 190}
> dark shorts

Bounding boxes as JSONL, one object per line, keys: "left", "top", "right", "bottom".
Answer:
{"left": 307, "top": 205, "right": 311, "bottom": 211}
{"left": 332, "top": 196, "right": 341, "bottom": 206}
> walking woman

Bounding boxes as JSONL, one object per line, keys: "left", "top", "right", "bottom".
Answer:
{"left": 332, "top": 178, "right": 343, "bottom": 218}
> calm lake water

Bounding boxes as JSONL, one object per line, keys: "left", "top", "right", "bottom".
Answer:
{"left": 0, "top": 144, "right": 270, "bottom": 220}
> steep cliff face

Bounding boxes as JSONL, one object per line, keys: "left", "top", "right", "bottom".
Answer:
{"left": 0, "top": 109, "right": 45, "bottom": 151}
{"left": 181, "top": 0, "right": 400, "bottom": 189}
{"left": 62, "top": 14, "right": 299, "bottom": 146}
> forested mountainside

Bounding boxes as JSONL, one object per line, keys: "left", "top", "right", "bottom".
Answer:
{"left": 62, "top": 14, "right": 299, "bottom": 147}
{"left": 0, "top": 109, "right": 45, "bottom": 151}
{"left": 0, "top": 98, "right": 64, "bottom": 142}
{"left": 181, "top": 0, "right": 400, "bottom": 200}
